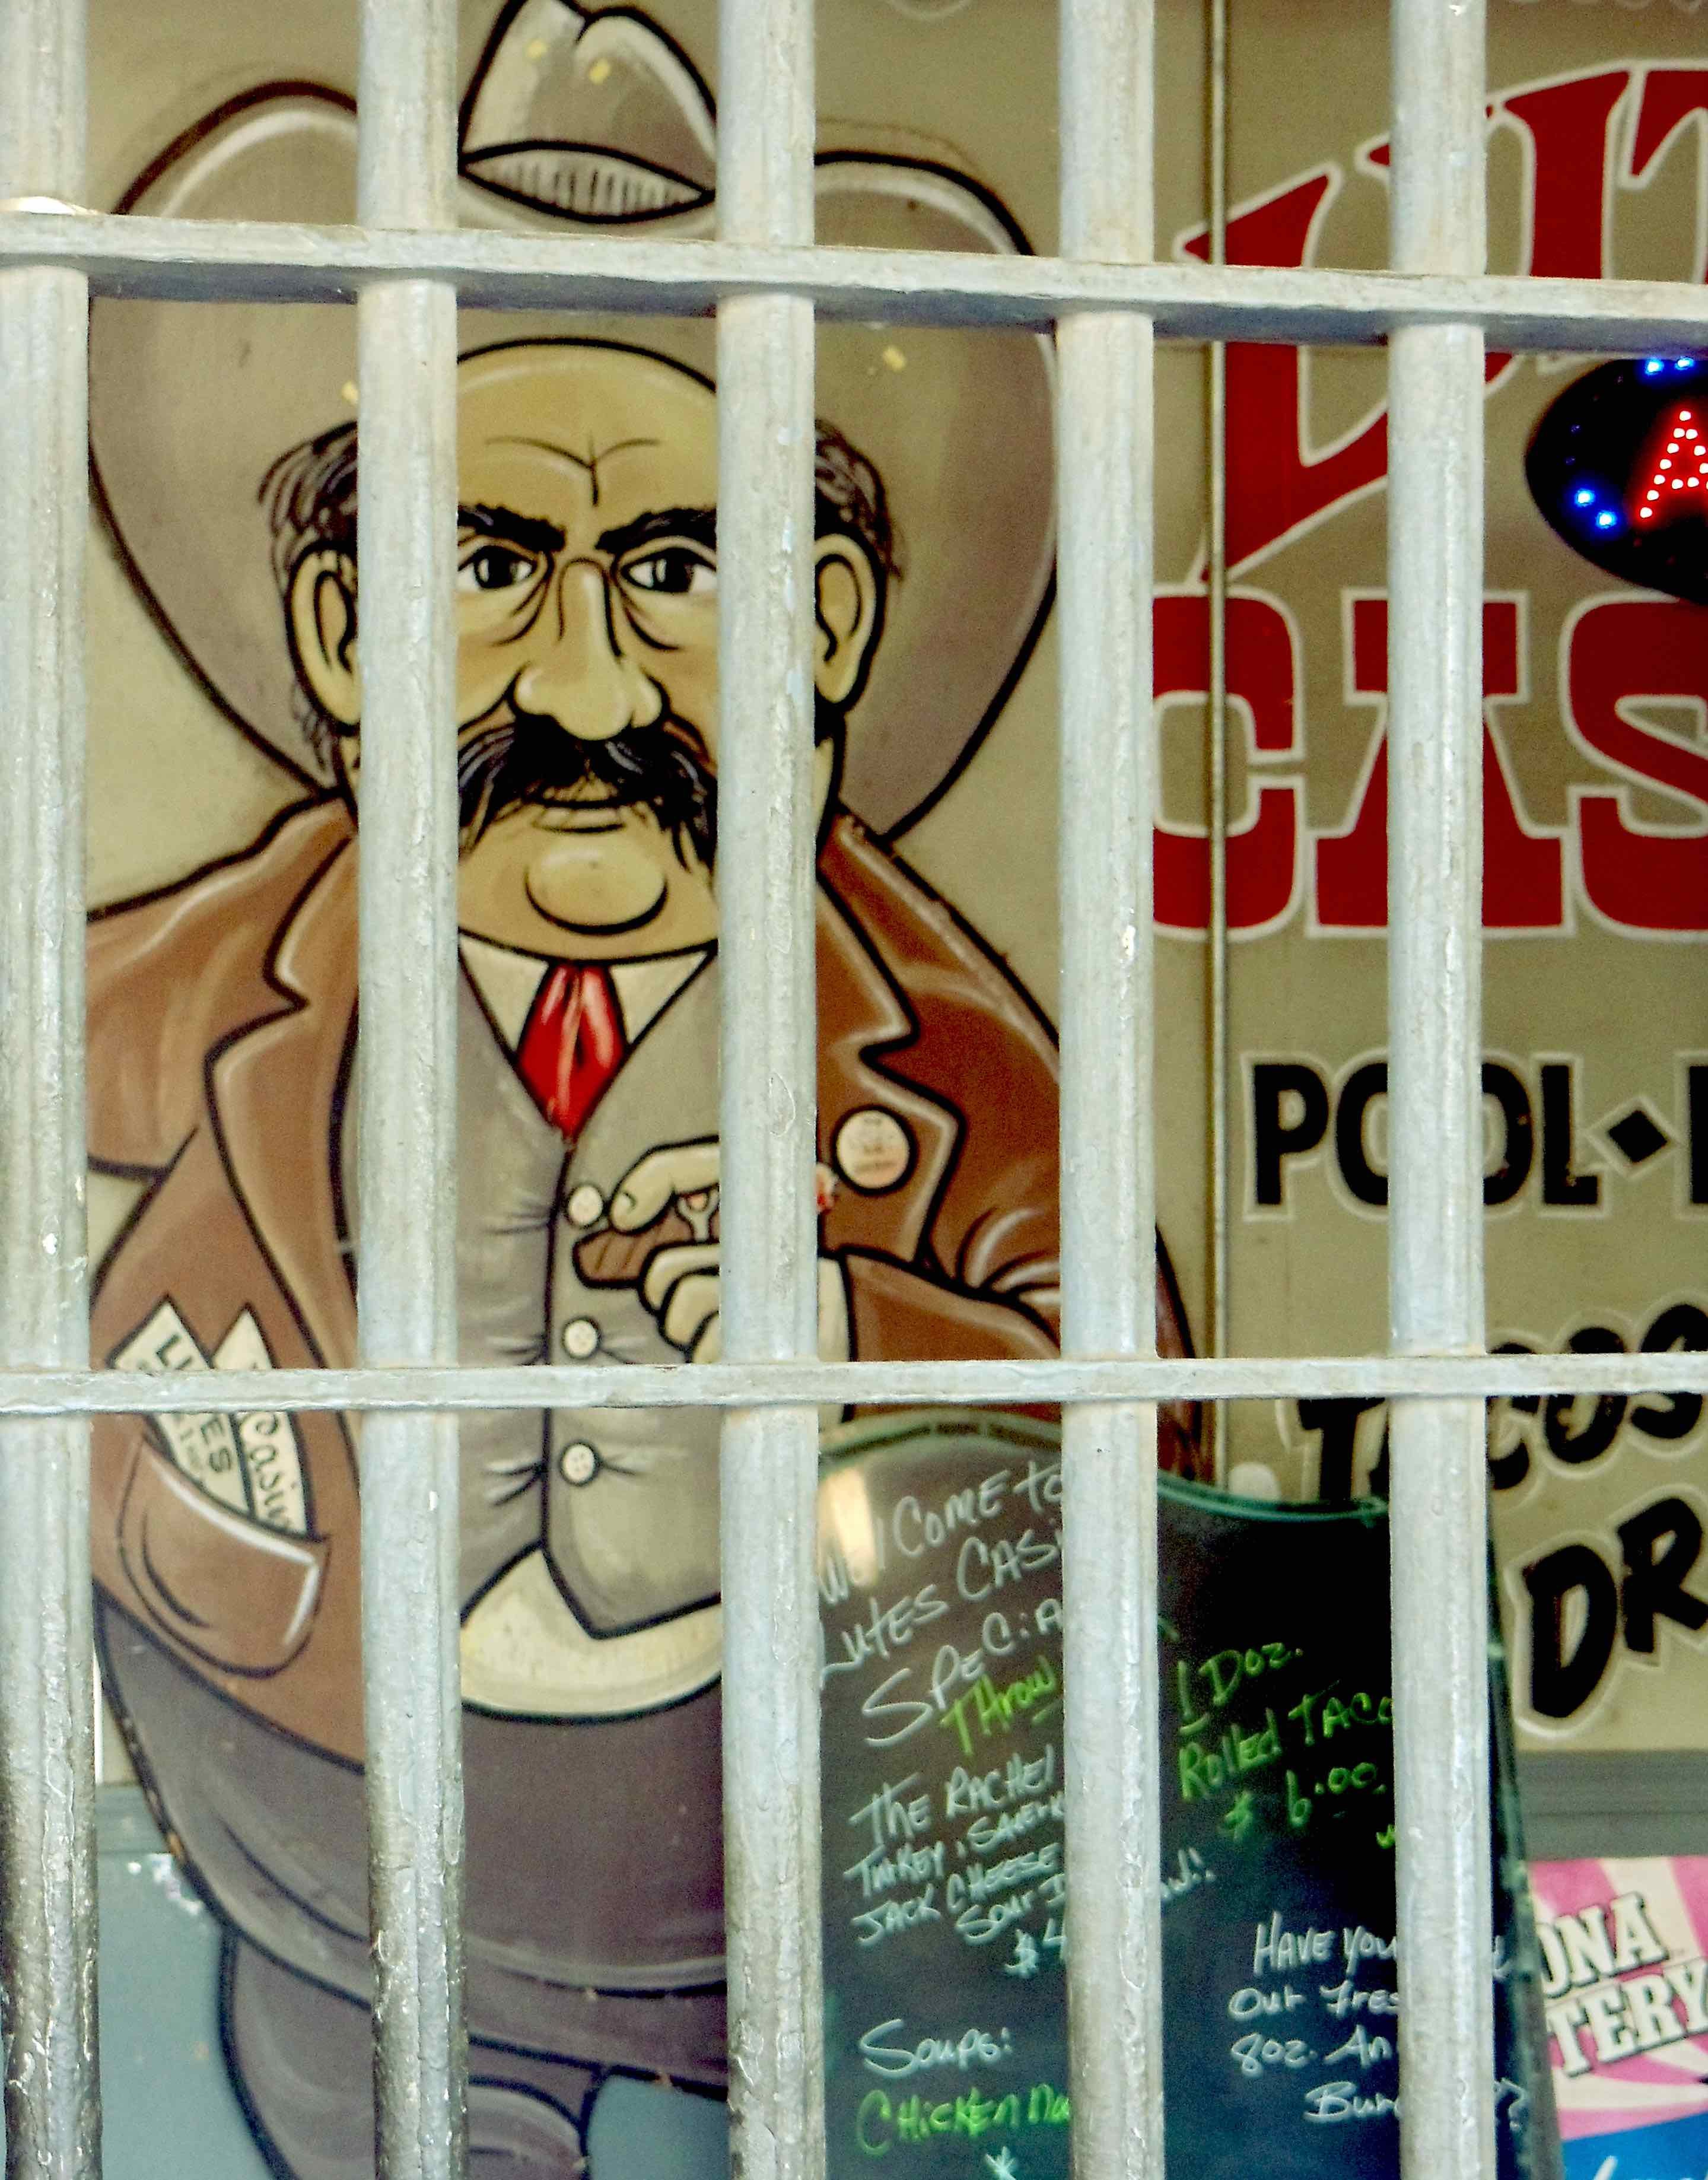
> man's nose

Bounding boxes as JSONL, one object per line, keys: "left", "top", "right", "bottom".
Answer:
{"left": 513, "top": 560, "right": 664, "bottom": 741}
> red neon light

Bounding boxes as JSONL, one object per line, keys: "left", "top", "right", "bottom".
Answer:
{"left": 1632, "top": 402, "right": 1708, "bottom": 523}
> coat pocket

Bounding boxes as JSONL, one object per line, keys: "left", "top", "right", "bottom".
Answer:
{"left": 116, "top": 1436, "right": 326, "bottom": 1676}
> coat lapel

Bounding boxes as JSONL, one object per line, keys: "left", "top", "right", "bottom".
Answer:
{"left": 815, "top": 859, "right": 959, "bottom": 1265}
{"left": 207, "top": 827, "right": 360, "bottom": 1372}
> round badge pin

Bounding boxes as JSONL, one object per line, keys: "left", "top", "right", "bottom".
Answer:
{"left": 832, "top": 1107, "right": 915, "bottom": 1194}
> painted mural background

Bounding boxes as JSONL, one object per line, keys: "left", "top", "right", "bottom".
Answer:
{"left": 88, "top": 0, "right": 1708, "bottom": 1758}
{"left": 70, "top": 0, "right": 1708, "bottom": 2169}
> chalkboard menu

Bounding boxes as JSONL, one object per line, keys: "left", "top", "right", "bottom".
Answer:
{"left": 817, "top": 1412, "right": 1557, "bottom": 2180}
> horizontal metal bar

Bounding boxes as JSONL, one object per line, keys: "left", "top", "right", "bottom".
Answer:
{"left": 47, "top": 1349, "right": 1708, "bottom": 1412}
{"left": 22, "top": 208, "right": 1708, "bottom": 349}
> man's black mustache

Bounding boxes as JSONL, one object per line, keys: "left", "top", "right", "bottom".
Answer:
{"left": 456, "top": 708, "right": 717, "bottom": 868}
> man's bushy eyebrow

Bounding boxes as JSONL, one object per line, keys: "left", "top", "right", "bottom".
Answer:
{"left": 597, "top": 507, "right": 717, "bottom": 558}
{"left": 458, "top": 503, "right": 567, "bottom": 556}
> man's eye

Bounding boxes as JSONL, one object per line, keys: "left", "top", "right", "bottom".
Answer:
{"left": 457, "top": 545, "right": 535, "bottom": 594}
{"left": 622, "top": 547, "right": 716, "bottom": 598}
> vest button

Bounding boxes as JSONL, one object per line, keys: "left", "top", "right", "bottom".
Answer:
{"left": 558, "top": 1441, "right": 599, "bottom": 1486}
{"left": 565, "top": 1183, "right": 605, "bottom": 1228}
{"left": 561, "top": 1317, "right": 599, "bottom": 1360}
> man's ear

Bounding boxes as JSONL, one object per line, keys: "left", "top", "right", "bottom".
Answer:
{"left": 812, "top": 534, "right": 882, "bottom": 711}
{"left": 286, "top": 548, "right": 362, "bottom": 731}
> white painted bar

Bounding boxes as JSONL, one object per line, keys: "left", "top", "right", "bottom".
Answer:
{"left": 1387, "top": 0, "right": 1495, "bottom": 2173}
{"left": 0, "top": 0, "right": 101, "bottom": 2166}
{"left": 1058, "top": 0, "right": 1165, "bottom": 2173}
{"left": 714, "top": 0, "right": 824, "bottom": 2176}
{"left": 353, "top": 0, "right": 467, "bottom": 2171}
{"left": 20, "top": 210, "right": 1708, "bottom": 349}
{"left": 5, "top": 1344, "right": 1708, "bottom": 1416}
{"left": 1205, "top": 0, "right": 1232, "bottom": 1483}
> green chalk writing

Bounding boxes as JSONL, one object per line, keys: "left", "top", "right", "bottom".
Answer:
{"left": 939, "top": 1656, "right": 1059, "bottom": 1760}
{"left": 855, "top": 2082, "right": 1073, "bottom": 2157}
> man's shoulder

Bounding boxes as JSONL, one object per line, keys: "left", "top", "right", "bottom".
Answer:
{"left": 88, "top": 797, "right": 354, "bottom": 1119}
{"left": 87, "top": 797, "right": 354, "bottom": 1174}
{"left": 818, "top": 812, "right": 1057, "bottom": 1073}
{"left": 90, "top": 797, "right": 352, "bottom": 975}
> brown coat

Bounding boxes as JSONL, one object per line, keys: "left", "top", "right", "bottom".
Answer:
{"left": 88, "top": 797, "right": 1196, "bottom": 1766}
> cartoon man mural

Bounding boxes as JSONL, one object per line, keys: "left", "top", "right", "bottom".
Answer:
{"left": 84, "top": 3, "right": 1200, "bottom": 2171}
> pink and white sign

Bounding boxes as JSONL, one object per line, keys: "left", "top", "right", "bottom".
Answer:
{"left": 1533, "top": 1858, "right": 1708, "bottom": 2179}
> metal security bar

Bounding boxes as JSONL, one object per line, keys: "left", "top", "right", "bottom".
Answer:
{"left": 1386, "top": 2, "right": 1494, "bottom": 2174}
{"left": 714, "top": 0, "right": 825, "bottom": 2174}
{"left": 1204, "top": 0, "right": 1232, "bottom": 1488}
{"left": 0, "top": 0, "right": 101, "bottom": 2172}
{"left": 352, "top": 0, "right": 466, "bottom": 2171}
{"left": 13, "top": 218, "right": 1708, "bottom": 347}
{"left": 1057, "top": 0, "right": 1164, "bottom": 2173}
{"left": 2, "top": 0, "right": 1703, "bottom": 2172}
{"left": 0, "top": 1349, "right": 1705, "bottom": 1413}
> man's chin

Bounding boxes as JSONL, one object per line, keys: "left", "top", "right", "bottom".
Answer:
{"left": 454, "top": 802, "right": 714, "bottom": 954}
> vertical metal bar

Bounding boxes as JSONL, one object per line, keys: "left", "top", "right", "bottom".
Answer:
{"left": 1058, "top": 0, "right": 1163, "bottom": 2172}
{"left": 1205, "top": 0, "right": 1231, "bottom": 1484}
{"left": 0, "top": 0, "right": 100, "bottom": 2169}
{"left": 354, "top": 1, "right": 466, "bottom": 2174}
{"left": 715, "top": 3, "right": 822, "bottom": 2179}
{"left": 1386, "top": 0, "right": 1491, "bottom": 2174}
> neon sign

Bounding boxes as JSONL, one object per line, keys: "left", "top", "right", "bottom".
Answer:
{"left": 1631, "top": 392, "right": 1708, "bottom": 526}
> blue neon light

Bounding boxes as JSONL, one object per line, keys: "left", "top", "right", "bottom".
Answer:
{"left": 1646, "top": 358, "right": 1666, "bottom": 375}
{"left": 1596, "top": 510, "right": 1617, "bottom": 529}
{"left": 1573, "top": 488, "right": 1595, "bottom": 507}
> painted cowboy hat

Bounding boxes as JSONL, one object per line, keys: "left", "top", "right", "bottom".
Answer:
{"left": 89, "top": 0, "right": 1054, "bottom": 837}
{"left": 1525, "top": 354, "right": 1708, "bottom": 606}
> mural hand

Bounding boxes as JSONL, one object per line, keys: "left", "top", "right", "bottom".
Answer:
{"left": 605, "top": 1137, "right": 851, "bottom": 1364}
{"left": 642, "top": 1243, "right": 720, "bottom": 1353}
{"left": 632, "top": 1257, "right": 850, "bottom": 1364}
{"left": 609, "top": 1138, "right": 720, "bottom": 1233}
{"left": 570, "top": 1138, "right": 719, "bottom": 1288}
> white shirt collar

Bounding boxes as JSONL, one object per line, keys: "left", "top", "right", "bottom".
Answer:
{"left": 458, "top": 933, "right": 708, "bottom": 1051}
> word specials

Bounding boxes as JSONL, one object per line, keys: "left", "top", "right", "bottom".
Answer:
{"left": 820, "top": 1450, "right": 1065, "bottom": 1759}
